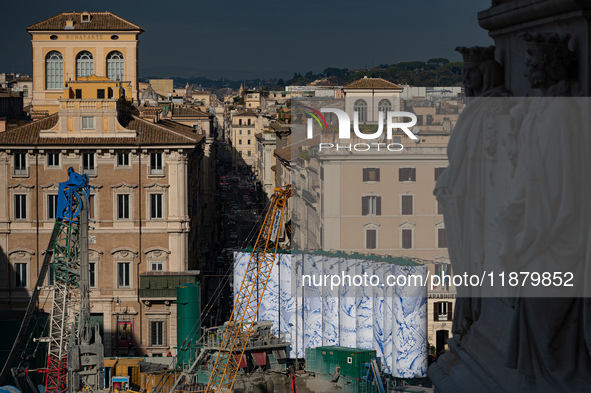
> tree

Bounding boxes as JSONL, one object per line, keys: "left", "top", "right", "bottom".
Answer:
{"left": 428, "top": 58, "right": 450, "bottom": 65}
{"left": 323, "top": 67, "right": 349, "bottom": 79}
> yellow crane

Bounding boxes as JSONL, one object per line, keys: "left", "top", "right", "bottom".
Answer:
{"left": 206, "top": 185, "right": 293, "bottom": 393}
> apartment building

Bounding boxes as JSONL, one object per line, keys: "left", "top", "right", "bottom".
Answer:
{"left": 290, "top": 78, "right": 460, "bottom": 352}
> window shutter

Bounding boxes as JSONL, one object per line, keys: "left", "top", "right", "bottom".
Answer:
{"left": 362, "top": 196, "right": 368, "bottom": 216}
{"left": 376, "top": 196, "right": 381, "bottom": 215}
{"left": 363, "top": 168, "right": 368, "bottom": 182}
{"left": 402, "top": 195, "right": 413, "bottom": 215}
{"left": 435, "top": 167, "right": 443, "bottom": 181}
{"left": 402, "top": 229, "right": 412, "bottom": 249}
{"left": 448, "top": 302, "right": 453, "bottom": 321}
{"left": 376, "top": 168, "right": 380, "bottom": 182}
{"left": 366, "top": 230, "right": 376, "bottom": 249}
{"left": 437, "top": 200, "right": 443, "bottom": 215}
{"left": 438, "top": 228, "right": 446, "bottom": 248}
{"left": 398, "top": 168, "right": 403, "bottom": 181}
{"left": 411, "top": 168, "right": 416, "bottom": 181}
{"left": 434, "top": 302, "right": 439, "bottom": 321}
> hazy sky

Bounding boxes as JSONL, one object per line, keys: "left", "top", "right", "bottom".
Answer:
{"left": 0, "top": 0, "right": 493, "bottom": 80}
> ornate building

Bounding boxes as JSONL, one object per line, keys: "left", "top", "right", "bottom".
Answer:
{"left": 27, "top": 11, "right": 143, "bottom": 116}
{"left": 0, "top": 12, "right": 206, "bottom": 358}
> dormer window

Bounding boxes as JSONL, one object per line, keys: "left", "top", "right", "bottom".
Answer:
{"left": 81, "top": 12, "right": 91, "bottom": 22}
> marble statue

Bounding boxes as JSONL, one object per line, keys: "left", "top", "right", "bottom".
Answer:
{"left": 429, "top": 1, "right": 591, "bottom": 391}
{"left": 494, "top": 32, "right": 590, "bottom": 391}
{"left": 434, "top": 46, "right": 511, "bottom": 336}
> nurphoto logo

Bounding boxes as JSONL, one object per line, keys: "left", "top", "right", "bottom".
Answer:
{"left": 304, "top": 106, "right": 419, "bottom": 152}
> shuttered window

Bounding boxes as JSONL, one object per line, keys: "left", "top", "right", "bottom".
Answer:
{"left": 399, "top": 167, "right": 416, "bottom": 182}
{"left": 401, "top": 195, "right": 413, "bottom": 215}
{"left": 366, "top": 229, "right": 377, "bottom": 249}
{"left": 438, "top": 228, "right": 447, "bottom": 248}
{"left": 89, "top": 263, "right": 96, "bottom": 288}
{"left": 89, "top": 195, "right": 95, "bottom": 219}
{"left": 435, "top": 167, "right": 446, "bottom": 181}
{"left": 401, "top": 229, "right": 412, "bottom": 249}
{"left": 434, "top": 301, "right": 453, "bottom": 321}
{"left": 362, "top": 196, "right": 381, "bottom": 216}
{"left": 362, "top": 168, "right": 380, "bottom": 182}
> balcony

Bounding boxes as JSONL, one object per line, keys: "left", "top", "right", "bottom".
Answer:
{"left": 148, "top": 167, "right": 165, "bottom": 176}
{"left": 139, "top": 272, "right": 199, "bottom": 299}
{"left": 12, "top": 167, "right": 29, "bottom": 177}
{"left": 302, "top": 189, "right": 316, "bottom": 204}
{"left": 62, "top": 99, "right": 116, "bottom": 110}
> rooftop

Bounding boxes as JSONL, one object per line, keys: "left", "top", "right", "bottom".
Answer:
{"left": 171, "top": 106, "right": 211, "bottom": 118}
{"left": 233, "top": 109, "right": 258, "bottom": 118}
{"left": 343, "top": 77, "right": 403, "bottom": 91}
{"left": 0, "top": 112, "right": 204, "bottom": 146}
{"left": 27, "top": 12, "right": 143, "bottom": 32}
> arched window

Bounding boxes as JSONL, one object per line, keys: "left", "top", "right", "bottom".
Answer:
{"left": 107, "top": 51, "right": 125, "bottom": 81}
{"left": 354, "top": 99, "right": 368, "bottom": 123}
{"left": 76, "top": 51, "right": 94, "bottom": 78}
{"left": 45, "top": 51, "right": 64, "bottom": 90}
{"left": 378, "top": 99, "right": 391, "bottom": 118}
{"left": 23, "top": 85, "right": 28, "bottom": 98}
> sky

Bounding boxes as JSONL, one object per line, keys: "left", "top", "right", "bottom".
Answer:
{"left": 0, "top": 0, "right": 493, "bottom": 80}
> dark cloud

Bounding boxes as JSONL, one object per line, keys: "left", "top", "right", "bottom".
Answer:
{"left": 0, "top": 0, "right": 492, "bottom": 79}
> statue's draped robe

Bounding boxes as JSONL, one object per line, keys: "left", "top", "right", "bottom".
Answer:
{"left": 496, "top": 98, "right": 590, "bottom": 390}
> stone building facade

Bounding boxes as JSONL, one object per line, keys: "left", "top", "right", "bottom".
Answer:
{"left": 27, "top": 11, "right": 143, "bottom": 115}
{"left": 0, "top": 11, "right": 205, "bottom": 358}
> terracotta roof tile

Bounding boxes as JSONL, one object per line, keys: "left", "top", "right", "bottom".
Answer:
{"left": 274, "top": 146, "right": 291, "bottom": 162}
{"left": 0, "top": 112, "right": 203, "bottom": 146}
{"left": 270, "top": 122, "right": 290, "bottom": 133}
{"left": 233, "top": 109, "right": 257, "bottom": 117}
{"left": 171, "top": 106, "right": 211, "bottom": 118}
{"left": 27, "top": 12, "right": 143, "bottom": 32}
{"left": 343, "top": 77, "right": 403, "bottom": 90}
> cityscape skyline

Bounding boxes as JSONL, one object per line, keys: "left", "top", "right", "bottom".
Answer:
{"left": 0, "top": 0, "right": 493, "bottom": 80}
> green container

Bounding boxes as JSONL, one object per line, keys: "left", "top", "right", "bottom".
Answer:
{"left": 305, "top": 346, "right": 378, "bottom": 393}
{"left": 176, "top": 282, "right": 201, "bottom": 367}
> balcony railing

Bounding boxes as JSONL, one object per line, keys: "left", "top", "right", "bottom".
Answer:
{"left": 13, "top": 168, "right": 29, "bottom": 176}
{"left": 62, "top": 100, "right": 115, "bottom": 110}
{"left": 149, "top": 167, "right": 165, "bottom": 176}
{"left": 82, "top": 167, "right": 97, "bottom": 176}
{"left": 139, "top": 274, "right": 197, "bottom": 298}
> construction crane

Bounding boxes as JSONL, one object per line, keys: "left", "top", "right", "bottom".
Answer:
{"left": 0, "top": 168, "right": 103, "bottom": 393}
{"left": 205, "top": 185, "right": 292, "bottom": 393}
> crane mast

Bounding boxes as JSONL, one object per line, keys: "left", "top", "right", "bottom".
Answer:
{"left": 0, "top": 168, "right": 103, "bottom": 393}
{"left": 44, "top": 168, "right": 104, "bottom": 393}
{"left": 206, "top": 185, "right": 292, "bottom": 393}
{"left": 44, "top": 169, "right": 88, "bottom": 393}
